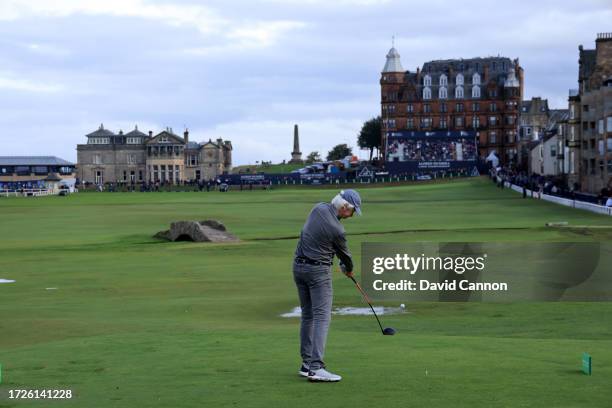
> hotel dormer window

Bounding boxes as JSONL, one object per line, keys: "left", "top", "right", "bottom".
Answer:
{"left": 456, "top": 73, "right": 464, "bottom": 85}
{"left": 472, "top": 85, "right": 481, "bottom": 98}
{"left": 424, "top": 75, "right": 432, "bottom": 87}
{"left": 439, "top": 74, "right": 448, "bottom": 86}
{"left": 439, "top": 86, "right": 447, "bottom": 99}
{"left": 423, "top": 87, "right": 432, "bottom": 100}
{"left": 455, "top": 86, "right": 464, "bottom": 99}
{"left": 472, "top": 73, "right": 480, "bottom": 85}
{"left": 160, "top": 136, "right": 169, "bottom": 143}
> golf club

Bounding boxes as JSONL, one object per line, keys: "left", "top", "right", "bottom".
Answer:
{"left": 348, "top": 275, "right": 396, "bottom": 336}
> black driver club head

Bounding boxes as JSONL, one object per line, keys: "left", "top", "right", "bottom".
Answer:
{"left": 383, "top": 327, "right": 396, "bottom": 336}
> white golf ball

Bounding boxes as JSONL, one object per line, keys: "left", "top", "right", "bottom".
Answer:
{"left": 400, "top": 303, "right": 405, "bottom": 309}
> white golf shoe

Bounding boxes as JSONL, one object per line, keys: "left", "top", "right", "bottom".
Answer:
{"left": 307, "top": 368, "right": 342, "bottom": 382}
{"left": 298, "top": 364, "right": 310, "bottom": 378}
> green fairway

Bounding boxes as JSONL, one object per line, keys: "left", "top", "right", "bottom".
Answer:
{"left": 232, "top": 162, "right": 304, "bottom": 174}
{"left": 1, "top": 177, "right": 611, "bottom": 407}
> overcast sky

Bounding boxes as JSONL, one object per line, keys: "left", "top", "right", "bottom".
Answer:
{"left": 1, "top": 0, "right": 610, "bottom": 165}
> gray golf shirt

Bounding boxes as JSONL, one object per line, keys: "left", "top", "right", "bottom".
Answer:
{"left": 294, "top": 202, "right": 353, "bottom": 272}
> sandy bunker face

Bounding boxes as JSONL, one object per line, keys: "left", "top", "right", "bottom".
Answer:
{"left": 0, "top": 279, "right": 15, "bottom": 283}
{"left": 281, "top": 306, "right": 405, "bottom": 318}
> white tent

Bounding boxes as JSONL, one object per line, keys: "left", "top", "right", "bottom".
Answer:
{"left": 59, "top": 177, "right": 77, "bottom": 192}
{"left": 485, "top": 151, "right": 499, "bottom": 168}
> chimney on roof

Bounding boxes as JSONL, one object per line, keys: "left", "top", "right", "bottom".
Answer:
{"left": 148, "top": 130, "right": 153, "bottom": 137}
{"left": 596, "top": 32, "right": 612, "bottom": 41}
{"left": 184, "top": 129, "right": 189, "bottom": 144}
{"left": 595, "top": 33, "right": 612, "bottom": 67}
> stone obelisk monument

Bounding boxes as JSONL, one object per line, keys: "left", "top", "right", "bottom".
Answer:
{"left": 289, "top": 124, "right": 303, "bottom": 164}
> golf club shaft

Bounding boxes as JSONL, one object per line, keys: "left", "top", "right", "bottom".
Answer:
{"left": 349, "top": 276, "right": 385, "bottom": 334}
{"left": 353, "top": 280, "right": 372, "bottom": 304}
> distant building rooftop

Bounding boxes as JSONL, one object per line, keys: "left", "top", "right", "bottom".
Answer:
{"left": 0, "top": 156, "right": 74, "bottom": 166}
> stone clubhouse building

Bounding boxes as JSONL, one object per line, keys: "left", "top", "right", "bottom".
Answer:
{"left": 77, "top": 124, "right": 232, "bottom": 185}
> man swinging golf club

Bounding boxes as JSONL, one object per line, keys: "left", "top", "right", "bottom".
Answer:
{"left": 293, "top": 189, "right": 361, "bottom": 382}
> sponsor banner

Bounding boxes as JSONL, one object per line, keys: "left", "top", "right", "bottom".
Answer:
{"left": 239, "top": 175, "right": 267, "bottom": 182}
{"left": 222, "top": 172, "right": 347, "bottom": 185}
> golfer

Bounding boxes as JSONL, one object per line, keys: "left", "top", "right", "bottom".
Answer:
{"left": 293, "top": 189, "right": 361, "bottom": 382}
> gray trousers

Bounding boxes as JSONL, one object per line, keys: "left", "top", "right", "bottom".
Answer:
{"left": 292, "top": 262, "right": 332, "bottom": 371}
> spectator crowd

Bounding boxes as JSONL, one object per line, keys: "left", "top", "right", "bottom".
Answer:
{"left": 490, "top": 166, "right": 612, "bottom": 207}
{"left": 387, "top": 138, "right": 477, "bottom": 162}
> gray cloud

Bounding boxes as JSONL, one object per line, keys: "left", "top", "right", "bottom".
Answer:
{"left": 0, "top": 0, "right": 610, "bottom": 164}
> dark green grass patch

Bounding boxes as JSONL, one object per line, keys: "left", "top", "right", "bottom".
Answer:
{"left": 1, "top": 178, "right": 611, "bottom": 407}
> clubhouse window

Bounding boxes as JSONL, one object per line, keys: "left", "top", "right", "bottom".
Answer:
{"left": 16, "top": 166, "right": 30, "bottom": 175}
